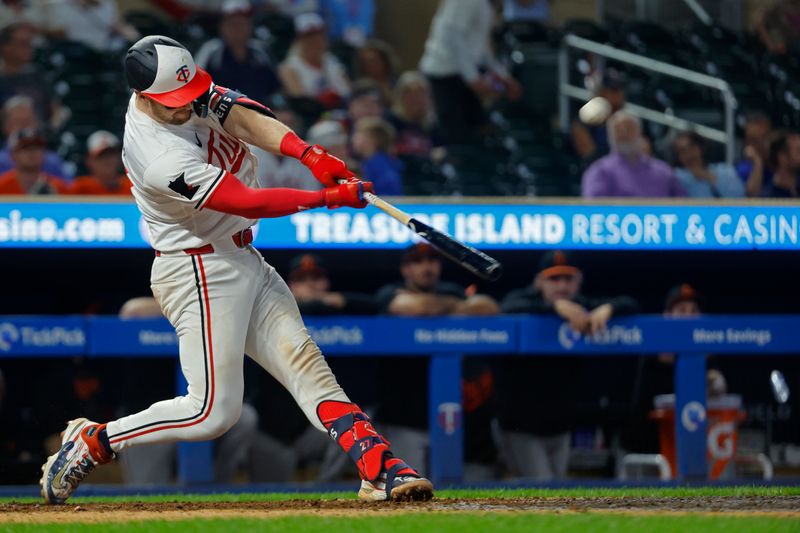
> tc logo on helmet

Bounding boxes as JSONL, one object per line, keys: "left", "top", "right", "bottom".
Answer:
{"left": 175, "top": 65, "right": 191, "bottom": 83}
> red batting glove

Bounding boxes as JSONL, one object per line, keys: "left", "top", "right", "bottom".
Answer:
{"left": 301, "top": 145, "right": 355, "bottom": 188}
{"left": 324, "top": 180, "right": 374, "bottom": 209}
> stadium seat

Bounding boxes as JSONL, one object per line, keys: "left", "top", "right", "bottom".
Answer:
{"left": 561, "top": 18, "right": 610, "bottom": 43}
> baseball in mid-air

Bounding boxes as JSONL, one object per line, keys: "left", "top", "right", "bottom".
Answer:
{"left": 578, "top": 96, "right": 612, "bottom": 125}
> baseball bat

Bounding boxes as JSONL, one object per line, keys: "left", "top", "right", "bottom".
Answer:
{"left": 360, "top": 190, "right": 503, "bottom": 281}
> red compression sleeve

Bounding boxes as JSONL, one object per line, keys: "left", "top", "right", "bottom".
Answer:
{"left": 279, "top": 131, "right": 310, "bottom": 159}
{"left": 205, "top": 172, "right": 325, "bottom": 218}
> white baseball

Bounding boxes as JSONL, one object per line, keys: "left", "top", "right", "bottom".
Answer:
{"left": 578, "top": 96, "right": 612, "bottom": 125}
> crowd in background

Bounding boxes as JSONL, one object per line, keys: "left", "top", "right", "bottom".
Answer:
{"left": 0, "top": 0, "right": 796, "bottom": 198}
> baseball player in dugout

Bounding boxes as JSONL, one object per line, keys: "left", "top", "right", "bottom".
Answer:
{"left": 40, "top": 35, "right": 433, "bottom": 503}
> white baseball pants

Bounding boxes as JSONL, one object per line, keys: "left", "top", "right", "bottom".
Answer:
{"left": 105, "top": 245, "right": 350, "bottom": 451}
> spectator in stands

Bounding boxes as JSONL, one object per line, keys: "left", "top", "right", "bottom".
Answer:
{"left": 34, "top": 0, "right": 140, "bottom": 52}
{"left": 0, "top": 1, "right": 37, "bottom": 29}
{"left": 288, "top": 253, "right": 377, "bottom": 315}
{"left": 659, "top": 283, "right": 728, "bottom": 397}
{"left": 352, "top": 116, "right": 403, "bottom": 195}
{"left": 387, "top": 71, "right": 444, "bottom": 161}
{"left": 496, "top": 251, "right": 638, "bottom": 481}
{"left": 278, "top": 12, "right": 351, "bottom": 108}
{"left": 319, "top": 0, "right": 374, "bottom": 47}
{"left": 377, "top": 243, "right": 499, "bottom": 317}
{"left": 69, "top": 131, "right": 131, "bottom": 196}
{"left": 420, "top": 0, "right": 521, "bottom": 145}
{"left": 764, "top": 130, "right": 800, "bottom": 198}
{"left": 0, "top": 128, "right": 67, "bottom": 194}
{"left": 356, "top": 40, "right": 396, "bottom": 105}
{"left": 194, "top": 0, "right": 282, "bottom": 105}
{"left": 502, "top": 251, "right": 638, "bottom": 333}
{"left": 344, "top": 79, "right": 384, "bottom": 130}
{"left": 0, "top": 96, "right": 70, "bottom": 180}
{"left": 265, "top": 0, "right": 318, "bottom": 18}
{"left": 736, "top": 112, "right": 773, "bottom": 197}
{"left": 258, "top": 119, "right": 349, "bottom": 189}
{"left": 0, "top": 23, "right": 66, "bottom": 131}
{"left": 664, "top": 283, "right": 703, "bottom": 318}
{"left": 672, "top": 132, "right": 744, "bottom": 198}
{"left": 571, "top": 71, "right": 626, "bottom": 161}
{"left": 503, "top": 0, "right": 552, "bottom": 23}
{"left": 581, "top": 111, "right": 686, "bottom": 197}
{"left": 754, "top": 0, "right": 800, "bottom": 55}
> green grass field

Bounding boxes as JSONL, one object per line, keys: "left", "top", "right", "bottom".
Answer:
{"left": 2, "top": 486, "right": 798, "bottom": 532}
{"left": 3, "top": 485, "right": 798, "bottom": 505}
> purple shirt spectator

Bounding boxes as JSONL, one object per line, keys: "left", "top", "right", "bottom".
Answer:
{"left": 581, "top": 153, "right": 686, "bottom": 197}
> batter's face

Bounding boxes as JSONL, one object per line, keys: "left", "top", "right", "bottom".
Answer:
{"left": 538, "top": 273, "right": 581, "bottom": 304}
{"left": 140, "top": 95, "right": 193, "bottom": 125}
{"left": 401, "top": 257, "right": 441, "bottom": 292}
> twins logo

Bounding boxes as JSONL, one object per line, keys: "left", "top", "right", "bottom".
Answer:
{"left": 175, "top": 64, "right": 191, "bottom": 83}
{"left": 0, "top": 323, "right": 19, "bottom": 352}
{"left": 437, "top": 402, "right": 462, "bottom": 436}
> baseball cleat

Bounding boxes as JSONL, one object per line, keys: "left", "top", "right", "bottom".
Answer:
{"left": 358, "top": 474, "right": 435, "bottom": 502}
{"left": 40, "top": 418, "right": 114, "bottom": 504}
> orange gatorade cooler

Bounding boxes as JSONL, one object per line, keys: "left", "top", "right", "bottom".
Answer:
{"left": 649, "top": 394, "right": 747, "bottom": 479}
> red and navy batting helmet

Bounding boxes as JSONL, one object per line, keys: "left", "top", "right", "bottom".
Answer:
{"left": 124, "top": 35, "right": 212, "bottom": 108}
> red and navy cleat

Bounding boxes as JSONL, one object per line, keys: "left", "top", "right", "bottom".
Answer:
{"left": 358, "top": 456, "right": 434, "bottom": 502}
{"left": 40, "top": 418, "right": 114, "bottom": 504}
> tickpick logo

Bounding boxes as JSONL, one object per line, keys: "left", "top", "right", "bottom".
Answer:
{"left": 0, "top": 323, "right": 19, "bottom": 352}
{"left": 558, "top": 323, "right": 581, "bottom": 349}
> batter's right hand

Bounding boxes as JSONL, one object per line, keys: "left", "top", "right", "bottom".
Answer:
{"left": 324, "top": 180, "right": 374, "bottom": 209}
{"left": 301, "top": 145, "right": 355, "bottom": 188}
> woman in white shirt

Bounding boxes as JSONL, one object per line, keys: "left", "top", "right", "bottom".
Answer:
{"left": 279, "top": 12, "right": 351, "bottom": 107}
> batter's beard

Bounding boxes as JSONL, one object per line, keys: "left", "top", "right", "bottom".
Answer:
{"left": 164, "top": 111, "right": 192, "bottom": 125}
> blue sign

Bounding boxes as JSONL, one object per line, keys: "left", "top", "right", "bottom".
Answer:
{"left": 518, "top": 315, "right": 795, "bottom": 354}
{"left": 2, "top": 201, "right": 800, "bottom": 250}
{"left": 305, "top": 316, "right": 518, "bottom": 354}
{"left": 0, "top": 316, "right": 85, "bottom": 356}
{"left": 88, "top": 317, "right": 178, "bottom": 356}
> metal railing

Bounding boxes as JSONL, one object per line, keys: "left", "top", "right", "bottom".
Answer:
{"left": 558, "top": 34, "right": 738, "bottom": 165}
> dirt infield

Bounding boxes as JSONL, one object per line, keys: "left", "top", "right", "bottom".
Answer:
{"left": 2, "top": 496, "right": 800, "bottom": 524}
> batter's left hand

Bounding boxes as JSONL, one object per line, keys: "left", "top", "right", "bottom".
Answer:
{"left": 301, "top": 145, "right": 355, "bottom": 187}
{"left": 324, "top": 180, "right": 374, "bottom": 209}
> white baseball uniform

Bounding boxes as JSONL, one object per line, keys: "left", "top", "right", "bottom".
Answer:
{"left": 106, "top": 93, "right": 350, "bottom": 451}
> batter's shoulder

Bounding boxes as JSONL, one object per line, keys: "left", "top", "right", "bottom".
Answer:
{"left": 140, "top": 144, "right": 206, "bottom": 182}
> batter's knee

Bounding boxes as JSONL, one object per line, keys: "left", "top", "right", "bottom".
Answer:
{"left": 196, "top": 399, "right": 243, "bottom": 441}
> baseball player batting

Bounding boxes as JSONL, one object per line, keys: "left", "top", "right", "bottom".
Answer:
{"left": 40, "top": 35, "right": 433, "bottom": 503}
